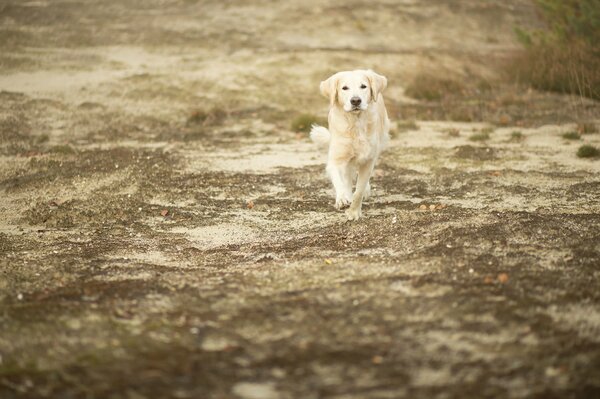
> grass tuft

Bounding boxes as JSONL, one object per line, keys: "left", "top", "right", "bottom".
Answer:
{"left": 577, "top": 144, "right": 600, "bottom": 158}
{"left": 510, "top": 131, "right": 523, "bottom": 140}
{"left": 469, "top": 132, "right": 490, "bottom": 142}
{"left": 291, "top": 114, "right": 326, "bottom": 133}
{"left": 562, "top": 131, "right": 581, "bottom": 140}
{"left": 50, "top": 145, "right": 76, "bottom": 154}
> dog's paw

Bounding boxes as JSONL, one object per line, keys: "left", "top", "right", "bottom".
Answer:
{"left": 363, "top": 188, "right": 371, "bottom": 201}
{"left": 335, "top": 197, "right": 351, "bottom": 209}
{"left": 345, "top": 206, "right": 362, "bottom": 220}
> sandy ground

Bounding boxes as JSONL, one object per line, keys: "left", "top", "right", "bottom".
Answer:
{"left": 1, "top": 1, "right": 600, "bottom": 398}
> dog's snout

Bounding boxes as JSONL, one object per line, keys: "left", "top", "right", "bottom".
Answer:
{"left": 350, "top": 97, "right": 362, "bottom": 106}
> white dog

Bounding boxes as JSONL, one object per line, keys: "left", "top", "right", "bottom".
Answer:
{"left": 310, "top": 69, "right": 390, "bottom": 220}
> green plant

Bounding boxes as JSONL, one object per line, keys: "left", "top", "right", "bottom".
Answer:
{"left": 509, "top": 0, "right": 600, "bottom": 100}
{"left": 576, "top": 144, "right": 600, "bottom": 158}
{"left": 510, "top": 131, "right": 523, "bottom": 140}
{"left": 469, "top": 132, "right": 490, "bottom": 142}
{"left": 562, "top": 131, "right": 581, "bottom": 140}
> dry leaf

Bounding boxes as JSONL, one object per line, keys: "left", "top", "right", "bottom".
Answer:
{"left": 419, "top": 204, "right": 428, "bottom": 211}
{"left": 246, "top": 200, "right": 255, "bottom": 209}
{"left": 429, "top": 204, "right": 436, "bottom": 210}
{"left": 160, "top": 209, "right": 169, "bottom": 217}
{"left": 497, "top": 273, "right": 509, "bottom": 283}
{"left": 324, "top": 258, "right": 333, "bottom": 265}
{"left": 372, "top": 355, "right": 383, "bottom": 364}
{"left": 483, "top": 275, "right": 494, "bottom": 284}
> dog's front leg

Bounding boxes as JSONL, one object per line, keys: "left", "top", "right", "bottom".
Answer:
{"left": 327, "top": 162, "right": 352, "bottom": 209}
{"left": 346, "top": 160, "right": 375, "bottom": 220}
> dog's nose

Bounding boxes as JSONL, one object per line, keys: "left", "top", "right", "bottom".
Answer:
{"left": 350, "top": 97, "right": 362, "bottom": 106}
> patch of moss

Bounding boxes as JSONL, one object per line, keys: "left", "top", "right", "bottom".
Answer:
{"left": 576, "top": 144, "right": 600, "bottom": 158}
{"left": 510, "top": 131, "right": 523, "bottom": 140}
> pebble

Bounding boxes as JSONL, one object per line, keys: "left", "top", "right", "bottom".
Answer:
{"left": 231, "top": 382, "right": 280, "bottom": 399}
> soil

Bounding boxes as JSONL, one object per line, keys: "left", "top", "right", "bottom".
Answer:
{"left": 1, "top": 1, "right": 599, "bottom": 398}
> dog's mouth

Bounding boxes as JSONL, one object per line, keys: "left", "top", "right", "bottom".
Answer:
{"left": 350, "top": 106, "right": 362, "bottom": 112}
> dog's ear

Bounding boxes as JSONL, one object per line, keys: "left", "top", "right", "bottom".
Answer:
{"left": 320, "top": 73, "right": 340, "bottom": 106}
{"left": 366, "top": 70, "right": 387, "bottom": 101}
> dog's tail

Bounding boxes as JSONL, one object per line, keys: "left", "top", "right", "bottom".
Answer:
{"left": 309, "top": 124, "right": 331, "bottom": 147}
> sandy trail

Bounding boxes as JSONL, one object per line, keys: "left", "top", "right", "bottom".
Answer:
{"left": 1, "top": 1, "right": 599, "bottom": 398}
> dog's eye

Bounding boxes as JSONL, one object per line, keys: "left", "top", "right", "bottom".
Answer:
{"left": 360, "top": 84, "right": 367, "bottom": 89}
{"left": 342, "top": 86, "right": 349, "bottom": 90}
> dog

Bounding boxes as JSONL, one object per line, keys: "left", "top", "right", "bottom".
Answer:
{"left": 310, "top": 69, "right": 390, "bottom": 220}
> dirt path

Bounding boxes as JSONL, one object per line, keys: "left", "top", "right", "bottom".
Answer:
{"left": 1, "top": 1, "right": 599, "bottom": 398}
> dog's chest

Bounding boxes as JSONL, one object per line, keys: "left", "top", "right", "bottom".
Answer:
{"left": 351, "top": 123, "right": 377, "bottom": 163}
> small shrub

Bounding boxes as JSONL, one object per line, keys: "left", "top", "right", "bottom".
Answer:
{"left": 510, "top": 131, "right": 523, "bottom": 140}
{"left": 469, "top": 132, "right": 490, "bottom": 142}
{"left": 291, "top": 114, "right": 326, "bottom": 133}
{"left": 405, "top": 73, "right": 464, "bottom": 101}
{"left": 577, "top": 144, "right": 600, "bottom": 158}
{"left": 562, "top": 131, "right": 581, "bottom": 140}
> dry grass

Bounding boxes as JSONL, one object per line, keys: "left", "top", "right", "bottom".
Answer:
{"left": 508, "top": 0, "right": 600, "bottom": 100}
{"left": 577, "top": 122, "right": 598, "bottom": 134}
{"left": 405, "top": 73, "right": 465, "bottom": 101}
{"left": 508, "top": 41, "right": 600, "bottom": 100}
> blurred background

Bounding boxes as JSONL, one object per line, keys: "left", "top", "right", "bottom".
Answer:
{"left": 1, "top": 1, "right": 599, "bottom": 398}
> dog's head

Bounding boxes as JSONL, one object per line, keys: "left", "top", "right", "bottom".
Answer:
{"left": 320, "top": 70, "right": 387, "bottom": 113}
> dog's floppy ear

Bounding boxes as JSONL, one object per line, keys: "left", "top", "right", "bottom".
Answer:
{"left": 320, "top": 73, "right": 340, "bottom": 106}
{"left": 366, "top": 70, "right": 387, "bottom": 101}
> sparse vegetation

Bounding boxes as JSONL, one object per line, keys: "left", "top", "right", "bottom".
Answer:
{"left": 187, "top": 107, "right": 227, "bottom": 126}
{"left": 396, "top": 120, "right": 419, "bottom": 132}
{"left": 510, "top": 131, "right": 523, "bottom": 140}
{"left": 562, "top": 131, "right": 581, "bottom": 140}
{"left": 469, "top": 132, "right": 490, "bottom": 142}
{"left": 405, "top": 73, "right": 464, "bottom": 101}
{"left": 446, "top": 128, "right": 460, "bottom": 137}
{"left": 36, "top": 134, "right": 49, "bottom": 144}
{"left": 50, "top": 144, "right": 76, "bottom": 154}
{"left": 577, "top": 144, "right": 600, "bottom": 158}
{"left": 290, "top": 114, "right": 326, "bottom": 133}
{"left": 509, "top": 0, "right": 600, "bottom": 100}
